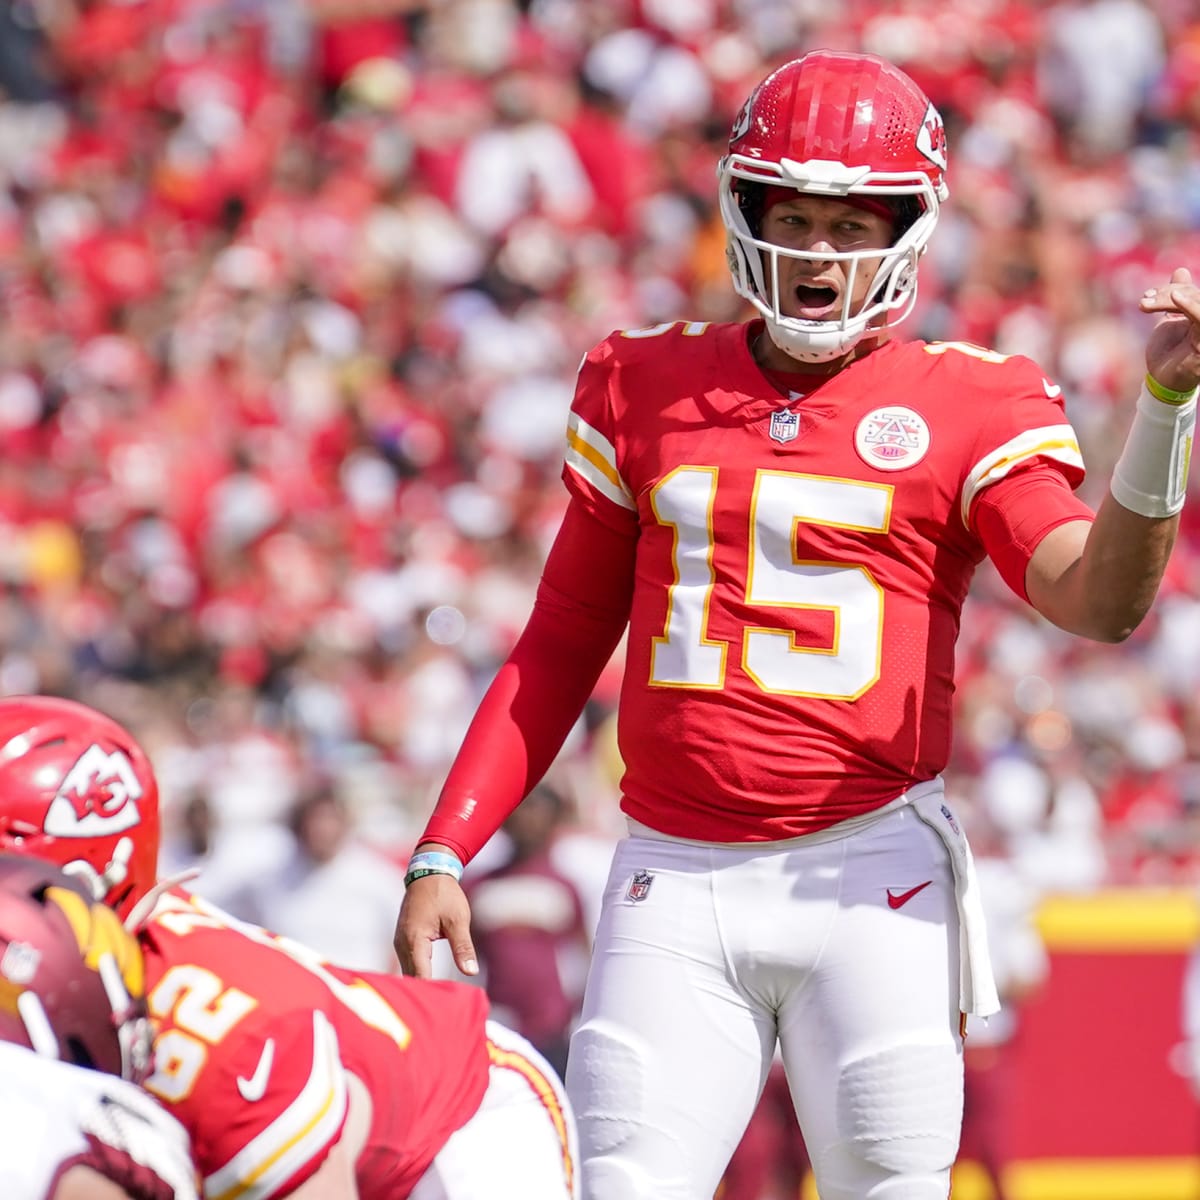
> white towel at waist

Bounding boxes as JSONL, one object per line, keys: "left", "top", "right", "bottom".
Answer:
{"left": 912, "top": 789, "right": 1000, "bottom": 1018}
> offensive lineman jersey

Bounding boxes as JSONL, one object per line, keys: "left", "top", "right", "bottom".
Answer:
{"left": 564, "top": 321, "right": 1085, "bottom": 840}
{"left": 0, "top": 1041, "right": 197, "bottom": 1200}
{"left": 137, "top": 888, "right": 491, "bottom": 1200}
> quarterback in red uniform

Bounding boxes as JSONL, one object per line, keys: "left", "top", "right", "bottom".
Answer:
{"left": 0, "top": 697, "right": 577, "bottom": 1200}
{"left": 395, "top": 49, "right": 1200, "bottom": 1200}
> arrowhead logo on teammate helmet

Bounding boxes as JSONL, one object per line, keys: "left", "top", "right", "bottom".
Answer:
{"left": 43, "top": 746, "right": 145, "bottom": 839}
{"left": 916, "top": 103, "right": 947, "bottom": 172}
{"left": 728, "top": 90, "right": 755, "bottom": 145}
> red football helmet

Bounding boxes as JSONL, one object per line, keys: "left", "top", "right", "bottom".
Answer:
{"left": 718, "top": 50, "right": 949, "bottom": 363}
{"left": 0, "top": 853, "right": 154, "bottom": 1082}
{"left": 0, "top": 697, "right": 160, "bottom": 919}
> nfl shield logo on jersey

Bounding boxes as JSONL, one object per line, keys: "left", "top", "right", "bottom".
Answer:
{"left": 626, "top": 870, "right": 654, "bottom": 902}
{"left": 768, "top": 410, "right": 799, "bottom": 444}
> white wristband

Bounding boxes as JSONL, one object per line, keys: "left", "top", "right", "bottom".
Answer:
{"left": 1109, "top": 377, "right": 1197, "bottom": 518}
{"left": 404, "top": 849, "right": 465, "bottom": 887}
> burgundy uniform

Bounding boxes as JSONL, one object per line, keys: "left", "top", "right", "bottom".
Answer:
{"left": 0, "top": 1041, "right": 197, "bottom": 1200}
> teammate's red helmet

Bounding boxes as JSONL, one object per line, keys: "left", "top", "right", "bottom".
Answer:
{"left": 0, "top": 697, "right": 159, "bottom": 919}
{"left": 718, "top": 50, "right": 949, "bottom": 363}
{"left": 0, "top": 853, "right": 154, "bottom": 1082}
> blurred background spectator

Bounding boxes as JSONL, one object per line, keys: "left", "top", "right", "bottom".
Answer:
{"left": 233, "top": 778, "right": 408, "bottom": 971}
{"left": 464, "top": 782, "right": 590, "bottom": 1077}
{"left": 719, "top": 1058, "right": 812, "bottom": 1200}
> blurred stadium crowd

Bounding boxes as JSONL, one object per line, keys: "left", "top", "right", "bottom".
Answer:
{"left": 1, "top": 0, "right": 1200, "bottom": 955}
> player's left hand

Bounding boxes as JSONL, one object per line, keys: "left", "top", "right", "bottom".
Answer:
{"left": 1141, "top": 267, "right": 1200, "bottom": 394}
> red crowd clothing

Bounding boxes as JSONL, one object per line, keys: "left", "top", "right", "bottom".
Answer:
{"left": 423, "top": 501, "right": 633, "bottom": 863}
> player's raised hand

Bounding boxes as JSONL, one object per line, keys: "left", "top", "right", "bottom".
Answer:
{"left": 394, "top": 874, "right": 479, "bottom": 979}
{"left": 1140, "top": 267, "right": 1200, "bottom": 394}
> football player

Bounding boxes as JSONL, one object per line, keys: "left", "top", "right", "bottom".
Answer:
{"left": 394, "top": 49, "right": 1200, "bottom": 1200}
{"left": 0, "top": 853, "right": 198, "bottom": 1200}
{"left": 0, "top": 696, "right": 578, "bottom": 1200}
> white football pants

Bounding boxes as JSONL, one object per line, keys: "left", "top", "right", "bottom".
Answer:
{"left": 565, "top": 800, "right": 964, "bottom": 1200}
{"left": 411, "top": 1020, "right": 580, "bottom": 1200}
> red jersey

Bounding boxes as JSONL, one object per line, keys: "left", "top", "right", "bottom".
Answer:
{"left": 138, "top": 888, "right": 490, "bottom": 1200}
{"left": 563, "top": 322, "right": 1085, "bottom": 840}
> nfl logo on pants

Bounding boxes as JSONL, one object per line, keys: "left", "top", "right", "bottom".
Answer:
{"left": 769, "top": 410, "right": 799, "bottom": 443}
{"left": 626, "top": 871, "right": 654, "bottom": 902}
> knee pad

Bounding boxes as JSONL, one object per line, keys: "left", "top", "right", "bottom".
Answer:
{"left": 566, "top": 1022, "right": 717, "bottom": 1200}
{"left": 566, "top": 1022, "right": 646, "bottom": 1158}
{"left": 836, "top": 1041, "right": 962, "bottom": 1176}
{"left": 582, "top": 1159, "right": 662, "bottom": 1200}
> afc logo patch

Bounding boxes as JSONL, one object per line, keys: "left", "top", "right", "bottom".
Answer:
{"left": 768, "top": 410, "right": 800, "bottom": 444}
{"left": 626, "top": 870, "right": 655, "bottom": 902}
{"left": 854, "top": 405, "right": 931, "bottom": 470}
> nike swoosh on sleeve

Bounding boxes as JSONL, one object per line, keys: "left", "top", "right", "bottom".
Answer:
{"left": 236, "top": 1039, "right": 276, "bottom": 1103}
{"left": 207, "top": 1013, "right": 346, "bottom": 1200}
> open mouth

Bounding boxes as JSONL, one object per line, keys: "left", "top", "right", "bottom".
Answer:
{"left": 792, "top": 283, "right": 840, "bottom": 319}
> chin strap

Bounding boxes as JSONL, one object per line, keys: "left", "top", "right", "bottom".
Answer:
{"left": 97, "top": 951, "right": 155, "bottom": 1083}
{"left": 765, "top": 316, "right": 885, "bottom": 364}
{"left": 122, "top": 868, "right": 201, "bottom": 933}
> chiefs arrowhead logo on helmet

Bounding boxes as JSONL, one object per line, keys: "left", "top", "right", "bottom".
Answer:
{"left": 917, "top": 103, "right": 948, "bottom": 173}
{"left": 45, "top": 746, "right": 145, "bottom": 838}
{"left": 0, "top": 698, "right": 160, "bottom": 919}
{"left": 728, "top": 90, "right": 756, "bottom": 146}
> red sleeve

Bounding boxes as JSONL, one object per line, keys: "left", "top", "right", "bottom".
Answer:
{"left": 970, "top": 465, "right": 1095, "bottom": 602}
{"left": 420, "top": 496, "right": 636, "bottom": 863}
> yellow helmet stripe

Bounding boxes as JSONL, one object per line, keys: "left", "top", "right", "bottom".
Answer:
{"left": 45, "top": 886, "right": 144, "bottom": 999}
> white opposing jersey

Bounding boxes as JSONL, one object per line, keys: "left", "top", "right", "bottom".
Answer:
{"left": 0, "top": 1042, "right": 198, "bottom": 1200}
